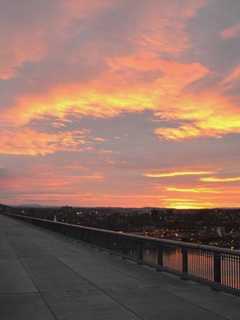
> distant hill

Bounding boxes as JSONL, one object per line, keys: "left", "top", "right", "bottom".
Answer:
{"left": 18, "top": 203, "right": 43, "bottom": 208}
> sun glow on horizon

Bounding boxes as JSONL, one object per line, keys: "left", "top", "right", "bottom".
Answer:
{"left": 167, "top": 201, "right": 214, "bottom": 210}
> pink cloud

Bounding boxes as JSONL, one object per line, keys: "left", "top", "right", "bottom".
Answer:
{"left": 221, "top": 23, "right": 240, "bottom": 39}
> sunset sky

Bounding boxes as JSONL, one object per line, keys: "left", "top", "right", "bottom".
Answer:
{"left": 1, "top": 0, "right": 240, "bottom": 208}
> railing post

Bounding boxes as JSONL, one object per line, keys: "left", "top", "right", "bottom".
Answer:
{"left": 121, "top": 239, "right": 127, "bottom": 259}
{"left": 213, "top": 252, "right": 221, "bottom": 290}
{"left": 137, "top": 242, "right": 143, "bottom": 265}
{"left": 156, "top": 246, "right": 163, "bottom": 272}
{"left": 181, "top": 247, "right": 188, "bottom": 280}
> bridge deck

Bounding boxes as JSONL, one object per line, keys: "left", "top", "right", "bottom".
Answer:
{"left": 0, "top": 214, "right": 239, "bottom": 320}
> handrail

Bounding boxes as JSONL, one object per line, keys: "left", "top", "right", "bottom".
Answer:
{"left": 6, "top": 213, "right": 240, "bottom": 255}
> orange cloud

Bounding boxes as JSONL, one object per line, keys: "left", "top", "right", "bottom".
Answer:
{"left": 166, "top": 187, "right": 220, "bottom": 194}
{"left": 2, "top": 170, "right": 240, "bottom": 208}
{"left": 136, "top": 0, "right": 206, "bottom": 55}
{"left": 1, "top": 0, "right": 240, "bottom": 209}
{"left": 4, "top": 50, "right": 240, "bottom": 143}
{"left": 201, "top": 176, "right": 240, "bottom": 183}
{"left": 2, "top": 1, "right": 239, "bottom": 145}
{"left": 155, "top": 92, "right": 240, "bottom": 140}
{"left": 4, "top": 1, "right": 239, "bottom": 144}
{"left": 108, "top": 53, "right": 209, "bottom": 84}
{"left": 2, "top": 54, "right": 209, "bottom": 126}
{"left": 144, "top": 170, "right": 214, "bottom": 178}
{"left": 0, "top": 128, "right": 87, "bottom": 156}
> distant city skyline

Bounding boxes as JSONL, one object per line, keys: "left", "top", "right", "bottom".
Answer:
{"left": 0, "top": 0, "right": 240, "bottom": 209}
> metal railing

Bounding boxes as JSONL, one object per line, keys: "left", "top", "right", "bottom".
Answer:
{"left": 6, "top": 213, "right": 240, "bottom": 295}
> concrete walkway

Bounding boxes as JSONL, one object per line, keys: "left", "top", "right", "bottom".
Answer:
{"left": 0, "top": 214, "right": 240, "bottom": 320}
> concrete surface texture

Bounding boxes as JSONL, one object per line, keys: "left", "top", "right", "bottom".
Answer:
{"left": 0, "top": 214, "right": 239, "bottom": 320}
